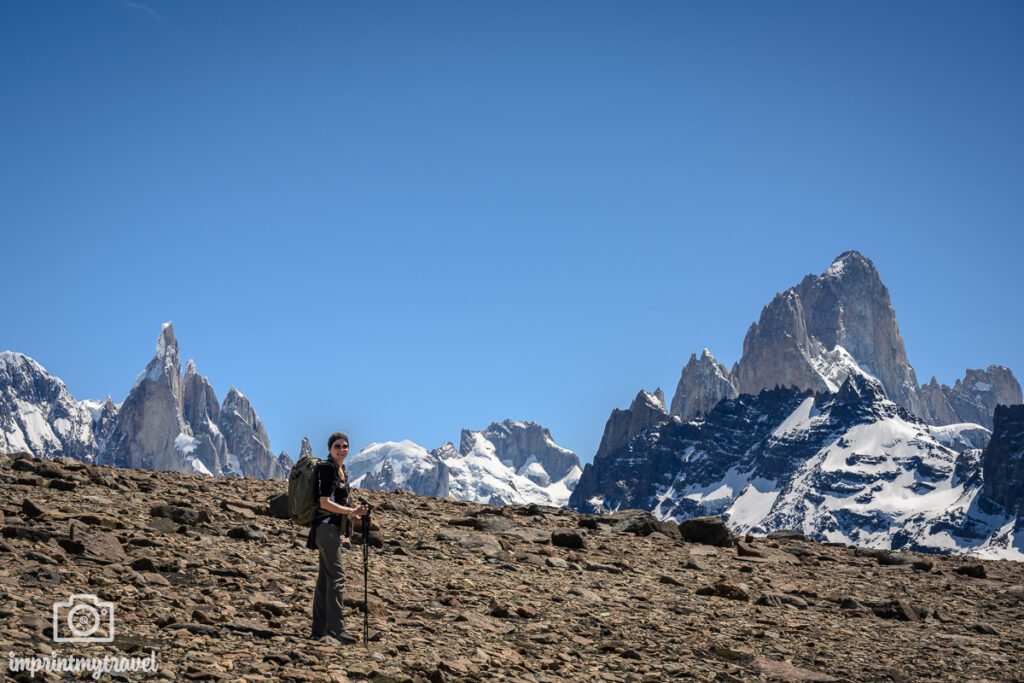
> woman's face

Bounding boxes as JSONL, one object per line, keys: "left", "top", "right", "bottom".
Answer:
{"left": 330, "top": 439, "right": 349, "bottom": 465}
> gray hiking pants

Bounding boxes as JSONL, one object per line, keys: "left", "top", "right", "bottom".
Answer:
{"left": 312, "top": 521, "right": 347, "bottom": 638}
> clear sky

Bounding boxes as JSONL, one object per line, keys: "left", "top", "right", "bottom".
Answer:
{"left": 2, "top": 1, "right": 1022, "bottom": 465}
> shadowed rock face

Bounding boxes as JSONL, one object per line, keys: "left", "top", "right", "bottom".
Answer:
{"left": 220, "top": 387, "right": 287, "bottom": 480}
{"left": 570, "top": 389, "right": 675, "bottom": 512}
{"left": 920, "top": 377, "right": 960, "bottom": 426}
{"left": 570, "top": 385, "right": 809, "bottom": 518}
{"left": 733, "top": 251, "right": 928, "bottom": 420}
{"left": 982, "top": 404, "right": 1024, "bottom": 518}
{"left": 670, "top": 349, "right": 738, "bottom": 421}
{"left": 182, "top": 360, "right": 228, "bottom": 476}
{"left": 592, "top": 389, "right": 670, "bottom": 465}
{"left": 943, "top": 367, "right": 1023, "bottom": 431}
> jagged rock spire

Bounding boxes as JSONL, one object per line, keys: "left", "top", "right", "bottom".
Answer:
{"left": 97, "top": 322, "right": 196, "bottom": 472}
{"left": 220, "top": 386, "right": 286, "bottom": 479}
{"left": 670, "top": 348, "right": 739, "bottom": 421}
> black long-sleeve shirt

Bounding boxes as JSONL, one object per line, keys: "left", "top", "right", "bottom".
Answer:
{"left": 305, "top": 460, "right": 350, "bottom": 550}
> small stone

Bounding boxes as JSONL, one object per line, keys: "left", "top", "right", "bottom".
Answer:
{"left": 871, "top": 599, "right": 923, "bottom": 621}
{"left": 21, "top": 498, "right": 45, "bottom": 518}
{"left": 132, "top": 557, "right": 159, "bottom": 572}
{"left": 876, "top": 551, "right": 914, "bottom": 566}
{"left": 489, "top": 599, "right": 511, "bottom": 618}
{"left": 697, "top": 580, "right": 749, "bottom": 601}
{"left": 516, "top": 604, "right": 537, "bottom": 618}
{"left": 954, "top": 564, "right": 987, "bottom": 579}
{"left": 551, "top": 531, "right": 587, "bottom": 550}
{"left": 736, "top": 542, "right": 765, "bottom": 558}
{"left": 266, "top": 493, "right": 289, "bottom": 519}
{"left": 226, "top": 525, "right": 266, "bottom": 542}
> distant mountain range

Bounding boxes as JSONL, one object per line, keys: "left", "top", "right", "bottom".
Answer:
{"left": 0, "top": 323, "right": 291, "bottom": 479}
{"left": 2, "top": 251, "right": 1022, "bottom": 559}
{"left": 0, "top": 324, "right": 583, "bottom": 501}
{"left": 570, "top": 251, "right": 1023, "bottom": 559}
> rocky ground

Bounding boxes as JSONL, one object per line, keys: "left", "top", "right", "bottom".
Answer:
{"left": 1, "top": 452, "right": 1023, "bottom": 682}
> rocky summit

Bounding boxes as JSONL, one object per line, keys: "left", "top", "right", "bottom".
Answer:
{"left": 670, "top": 251, "right": 1021, "bottom": 432}
{"left": 0, "top": 323, "right": 289, "bottom": 481}
{"left": 3, "top": 451, "right": 1023, "bottom": 682}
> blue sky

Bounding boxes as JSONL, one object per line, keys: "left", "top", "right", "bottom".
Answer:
{"left": 2, "top": 1, "right": 1021, "bottom": 464}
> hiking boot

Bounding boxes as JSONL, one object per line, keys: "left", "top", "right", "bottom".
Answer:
{"left": 327, "top": 630, "right": 357, "bottom": 645}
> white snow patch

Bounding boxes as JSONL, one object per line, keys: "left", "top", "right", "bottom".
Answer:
{"left": 174, "top": 433, "right": 198, "bottom": 456}
{"left": 14, "top": 399, "right": 61, "bottom": 452}
{"left": 810, "top": 345, "right": 878, "bottom": 393}
{"left": 770, "top": 397, "right": 818, "bottom": 439}
{"left": 725, "top": 479, "right": 780, "bottom": 531}
{"left": 680, "top": 468, "right": 752, "bottom": 513}
{"left": 825, "top": 259, "right": 845, "bottom": 278}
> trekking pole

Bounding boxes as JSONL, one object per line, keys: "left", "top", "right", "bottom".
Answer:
{"left": 359, "top": 498, "right": 372, "bottom": 647}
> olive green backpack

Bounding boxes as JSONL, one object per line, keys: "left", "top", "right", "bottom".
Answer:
{"left": 287, "top": 455, "right": 320, "bottom": 526}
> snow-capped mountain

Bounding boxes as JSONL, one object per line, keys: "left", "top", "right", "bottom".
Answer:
{"left": 347, "top": 420, "right": 582, "bottom": 507}
{"left": 1, "top": 323, "right": 288, "bottom": 480}
{"left": 98, "top": 322, "right": 214, "bottom": 475}
{"left": 570, "top": 374, "right": 1021, "bottom": 559}
{"left": 0, "top": 352, "right": 100, "bottom": 461}
{"left": 670, "top": 252, "right": 1021, "bottom": 433}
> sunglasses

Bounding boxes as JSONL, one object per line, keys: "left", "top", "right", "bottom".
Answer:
{"left": 332, "top": 443, "right": 349, "bottom": 449}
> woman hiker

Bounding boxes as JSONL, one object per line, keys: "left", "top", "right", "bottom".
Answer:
{"left": 307, "top": 432, "right": 368, "bottom": 644}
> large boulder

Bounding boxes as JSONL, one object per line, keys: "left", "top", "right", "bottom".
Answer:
{"left": 679, "top": 515, "right": 735, "bottom": 547}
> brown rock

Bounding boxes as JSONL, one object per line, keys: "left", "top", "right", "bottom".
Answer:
{"left": 679, "top": 516, "right": 735, "bottom": 547}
